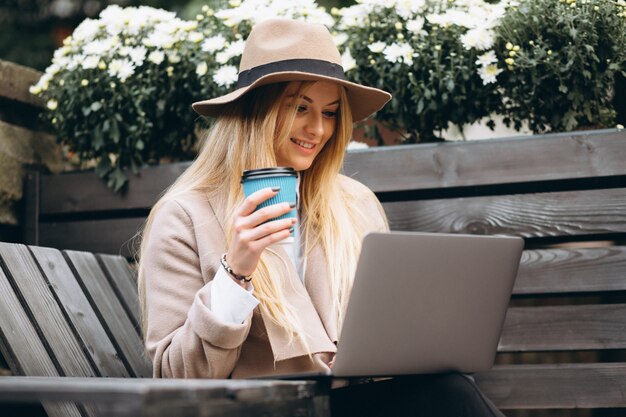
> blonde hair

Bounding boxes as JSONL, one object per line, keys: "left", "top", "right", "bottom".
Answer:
{"left": 138, "top": 81, "right": 377, "bottom": 355}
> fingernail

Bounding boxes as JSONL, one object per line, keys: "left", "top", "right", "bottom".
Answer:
{"left": 289, "top": 227, "right": 294, "bottom": 233}
{"left": 289, "top": 202, "right": 296, "bottom": 208}
{"left": 271, "top": 187, "right": 280, "bottom": 192}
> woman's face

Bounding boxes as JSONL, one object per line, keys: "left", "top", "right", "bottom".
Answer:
{"left": 275, "top": 81, "right": 340, "bottom": 171}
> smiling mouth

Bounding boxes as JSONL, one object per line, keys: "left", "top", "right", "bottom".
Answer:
{"left": 290, "top": 138, "right": 315, "bottom": 149}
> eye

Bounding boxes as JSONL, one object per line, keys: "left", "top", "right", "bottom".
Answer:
{"left": 323, "top": 110, "right": 338, "bottom": 118}
{"left": 296, "top": 105, "right": 307, "bottom": 113}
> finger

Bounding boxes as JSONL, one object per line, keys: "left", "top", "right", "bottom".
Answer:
{"left": 244, "top": 217, "right": 297, "bottom": 242}
{"left": 241, "top": 202, "right": 295, "bottom": 230}
{"left": 238, "top": 187, "right": 280, "bottom": 217}
{"left": 252, "top": 228, "right": 293, "bottom": 249}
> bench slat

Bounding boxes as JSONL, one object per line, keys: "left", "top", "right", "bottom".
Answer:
{"left": 476, "top": 363, "right": 626, "bottom": 409}
{"left": 344, "top": 130, "right": 626, "bottom": 193}
{"left": 0, "top": 243, "right": 95, "bottom": 378}
{"left": 514, "top": 246, "right": 626, "bottom": 294}
{"left": 0, "top": 246, "right": 82, "bottom": 417}
{"left": 40, "top": 163, "right": 189, "bottom": 215}
{"left": 383, "top": 187, "right": 626, "bottom": 238}
{"left": 97, "top": 254, "right": 140, "bottom": 329}
{"left": 0, "top": 60, "right": 43, "bottom": 107}
{"left": 64, "top": 250, "right": 152, "bottom": 378}
{"left": 499, "top": 304, "right": 626, "bottom": 351}
{"left": 30, "top": 246, "right": 129, "bottom": 377}
{"left": 39, "top": 218, "right": 144, "bottom": 256}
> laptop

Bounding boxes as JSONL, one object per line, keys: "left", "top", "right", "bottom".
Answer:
{"left": 262, "top": 230, "right": 524, "bottom": 379}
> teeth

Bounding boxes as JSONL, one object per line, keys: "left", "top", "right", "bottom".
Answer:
{"left": 291, "top": 139, "right": 314, "bottom": 149}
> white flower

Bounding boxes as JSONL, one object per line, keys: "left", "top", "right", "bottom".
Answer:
{"left": 81, "top": 55, "right": 100, "bottom": 69}
{"left": 476, "top": 50, "right": 498, "bottom": 67}
{"left": 196, "top": 62, "right": 208, "bottom": 76}
{"left": 427, "top": 10, "right": 475, "bottom": 29}
{"left": 406, "top": 17, "right": 426, "bottom": 34}
{"left": 477, "top": 64, "right": 502, "bottom": 85}
{"left": 46, "top": 99, "right": 58, "bottom": 110}
{"left": 383, "top": 42, "right": 415, "bottom": 66}
{"left": 128, "top": 46, "right": 147, "bottom": 66}
{"left": 72, "top": 19, "right": 100, "bottom": 42}
{"left": 168, "top": 53, "right": 181, "bottom": 64}
{"left": 461, "top": 27, "right": 495, "bottom": 51}
{"left": 333, "top": 33, "right": 349, "bottom": 47}
{"left": 201, "top": 35, "right": 226, "bottom": 53}
{"left": 368, "top": 42, "right": 386, "bottom": 54}
{"left": 216, "top": 39, "right": 245, "bottom": 64}
{"left": 148, "top": 51, "right": 165, "bottom": 65}
{"left": 188, "top": 31, "right": 204, "bottom": 43}
{"left": 347, "top": 141, "right": 369, "bottom": 150}
{"left": 109, "top": 59, "right": 135, "bottom": 81}
{"left": 341, "top": 48, "right": 357, "bottom": 72}
{"left": 213, "top": 65, "right": 238, "bottom": 87}
{"left": 83, "top": 38, "right": 118, "bottom": 56}
{"left": 144, "top": 31, "right": 175, "bottom": 49}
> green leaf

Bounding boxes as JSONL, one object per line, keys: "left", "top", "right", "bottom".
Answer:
{"left": 107, "top": 167, "right": 128, "bottom": 192}
{"left": 92, "top": 125, "right": 104, "bottom": 151}
{"left": 110, "top": 118, "right": 121, "bottom": 144}
{"left": 95, "top": 157, "right": 111, "bottom": 179}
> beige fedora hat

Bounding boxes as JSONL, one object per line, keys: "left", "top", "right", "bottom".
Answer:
{"left": 192, "top": 18, "right": 391, "bottom": 122}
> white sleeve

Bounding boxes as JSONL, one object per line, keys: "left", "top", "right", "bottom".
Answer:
{"left": 210, "top": 266, "right": 260, "bottom": 324}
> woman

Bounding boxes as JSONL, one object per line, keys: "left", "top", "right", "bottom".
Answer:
{"left": 139, "top": 18, "right": 505, "bottom": 417}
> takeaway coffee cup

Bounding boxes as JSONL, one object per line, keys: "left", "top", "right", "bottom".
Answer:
{"left": 241, "top": 167, "right": 297, "bottom": 237}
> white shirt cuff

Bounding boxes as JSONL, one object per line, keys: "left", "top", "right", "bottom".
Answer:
{"left": 210, "top": 266, "right": 260, "bottom": 324}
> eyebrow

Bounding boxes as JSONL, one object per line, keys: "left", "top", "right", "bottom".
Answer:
{"left": 287, "top": 94, "right": 340, "bottom": 106}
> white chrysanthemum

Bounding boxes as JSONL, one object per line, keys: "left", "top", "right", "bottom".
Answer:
{"left": 368, "top": 42, "right": 386, "bottom": 54}
{"left": 188, "top": 31, "right": 204, "bottom": 43}
{"left": 338, "top": 4, "right": 373, "bottom": 28}
{"left": 333, "top": 33, "right": 349, "bottom": 47}
{"left": 81, "top": 55, "right": 100, "bottom": 69}
{"left": 477, "top": 64, "right": 502, "bottom": 85}
{"left": 347, "top": 141, "right": 369, "bottom": 150}
{"left": 383, "top": 42, "right": 415, "bottom": 65}
{"left": 202, "top": 35, "right": 226, "bottom": 53}
{"left": 427, "top": 10, "right": 475, "bottom": 29}
{"left": 72, "top": 19, "right": 100, "bottom": 42}
{"left": 168, "top": 52, "right": 181, "bottom": 64}
{"left": 216, "top": 0, "right": 333, "bottom": 27}
{"left": 406, "top": 17, "right": 426, "bottom": 34}
{"left": 148, "top": 50, "right": 165, "bottom": 65}
{"left": 461, "top": 27, "right": 495, "bottom": 51}
{"left": 216, "top": 40, "right": 245, "bottom": 64}
{"left": 395, "top": 0, "right": 427, "bottom": 20}
{"left": 196, "top": 62, "right": 208, "bottom": 76}
{"left": 128, "top": 46, "right": 147, "bottom": 66}
{"left": 213, "top": 65, "right": 238, "bottom": 87}
{"left": 475, "top": 50, "right": 498, "bottom": 67}
{"left": 109, "top": 59, "right": 135, "bottom": 81}
{"left": 83, "top": 37, "right": 118, "bottom": 56}
{"left": 341, "top": 48, "right": 357, "bottom": 72}
{"left": 99, "top": 5, "right": 126, "bottom": 25}
{"left": 144, "top": 30, "right": 175, "bottom": 49}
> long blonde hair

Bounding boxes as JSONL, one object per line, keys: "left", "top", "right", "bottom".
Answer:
{"left": 138, "top": 81, "right": 376, "bottom": 354}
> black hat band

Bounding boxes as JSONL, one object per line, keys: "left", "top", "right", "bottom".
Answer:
{"left": 236, "top": 58, "right": 346, "bottom": 89}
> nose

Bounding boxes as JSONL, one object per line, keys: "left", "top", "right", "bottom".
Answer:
{"left": 304, "top": 112, "right": 324, "bottom": 138}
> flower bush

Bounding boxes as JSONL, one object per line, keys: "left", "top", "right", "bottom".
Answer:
{"left": 335, "top": 0, "right": 512, "bottom": 142}
{"left": 30, "top": 0, "right": 332, "bottom": 191}
{"left": 495, "top": 0, "right": 626, "bottom": 133}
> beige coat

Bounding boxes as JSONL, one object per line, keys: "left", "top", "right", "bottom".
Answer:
{"left": 143, "top": 174, "right": 388, "bottom": 379}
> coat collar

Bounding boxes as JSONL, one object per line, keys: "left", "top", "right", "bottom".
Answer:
{"left": 206, "top": 189, "right": 337, "bottom": 362}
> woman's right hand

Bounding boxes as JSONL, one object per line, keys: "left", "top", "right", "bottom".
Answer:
{"left": 225, "top": 187, "right": 297, "bottom": 282}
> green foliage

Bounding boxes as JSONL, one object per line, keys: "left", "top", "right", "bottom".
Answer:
{"left": 495, "top": 0, "right": 626, "bottom": 132}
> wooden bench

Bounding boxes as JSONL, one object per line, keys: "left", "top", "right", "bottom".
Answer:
{"left": 0, "top": 242, "right": 327, "bottom": 416}
{"left": 20, "top": 128, "right": 626, "bottom": 415}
